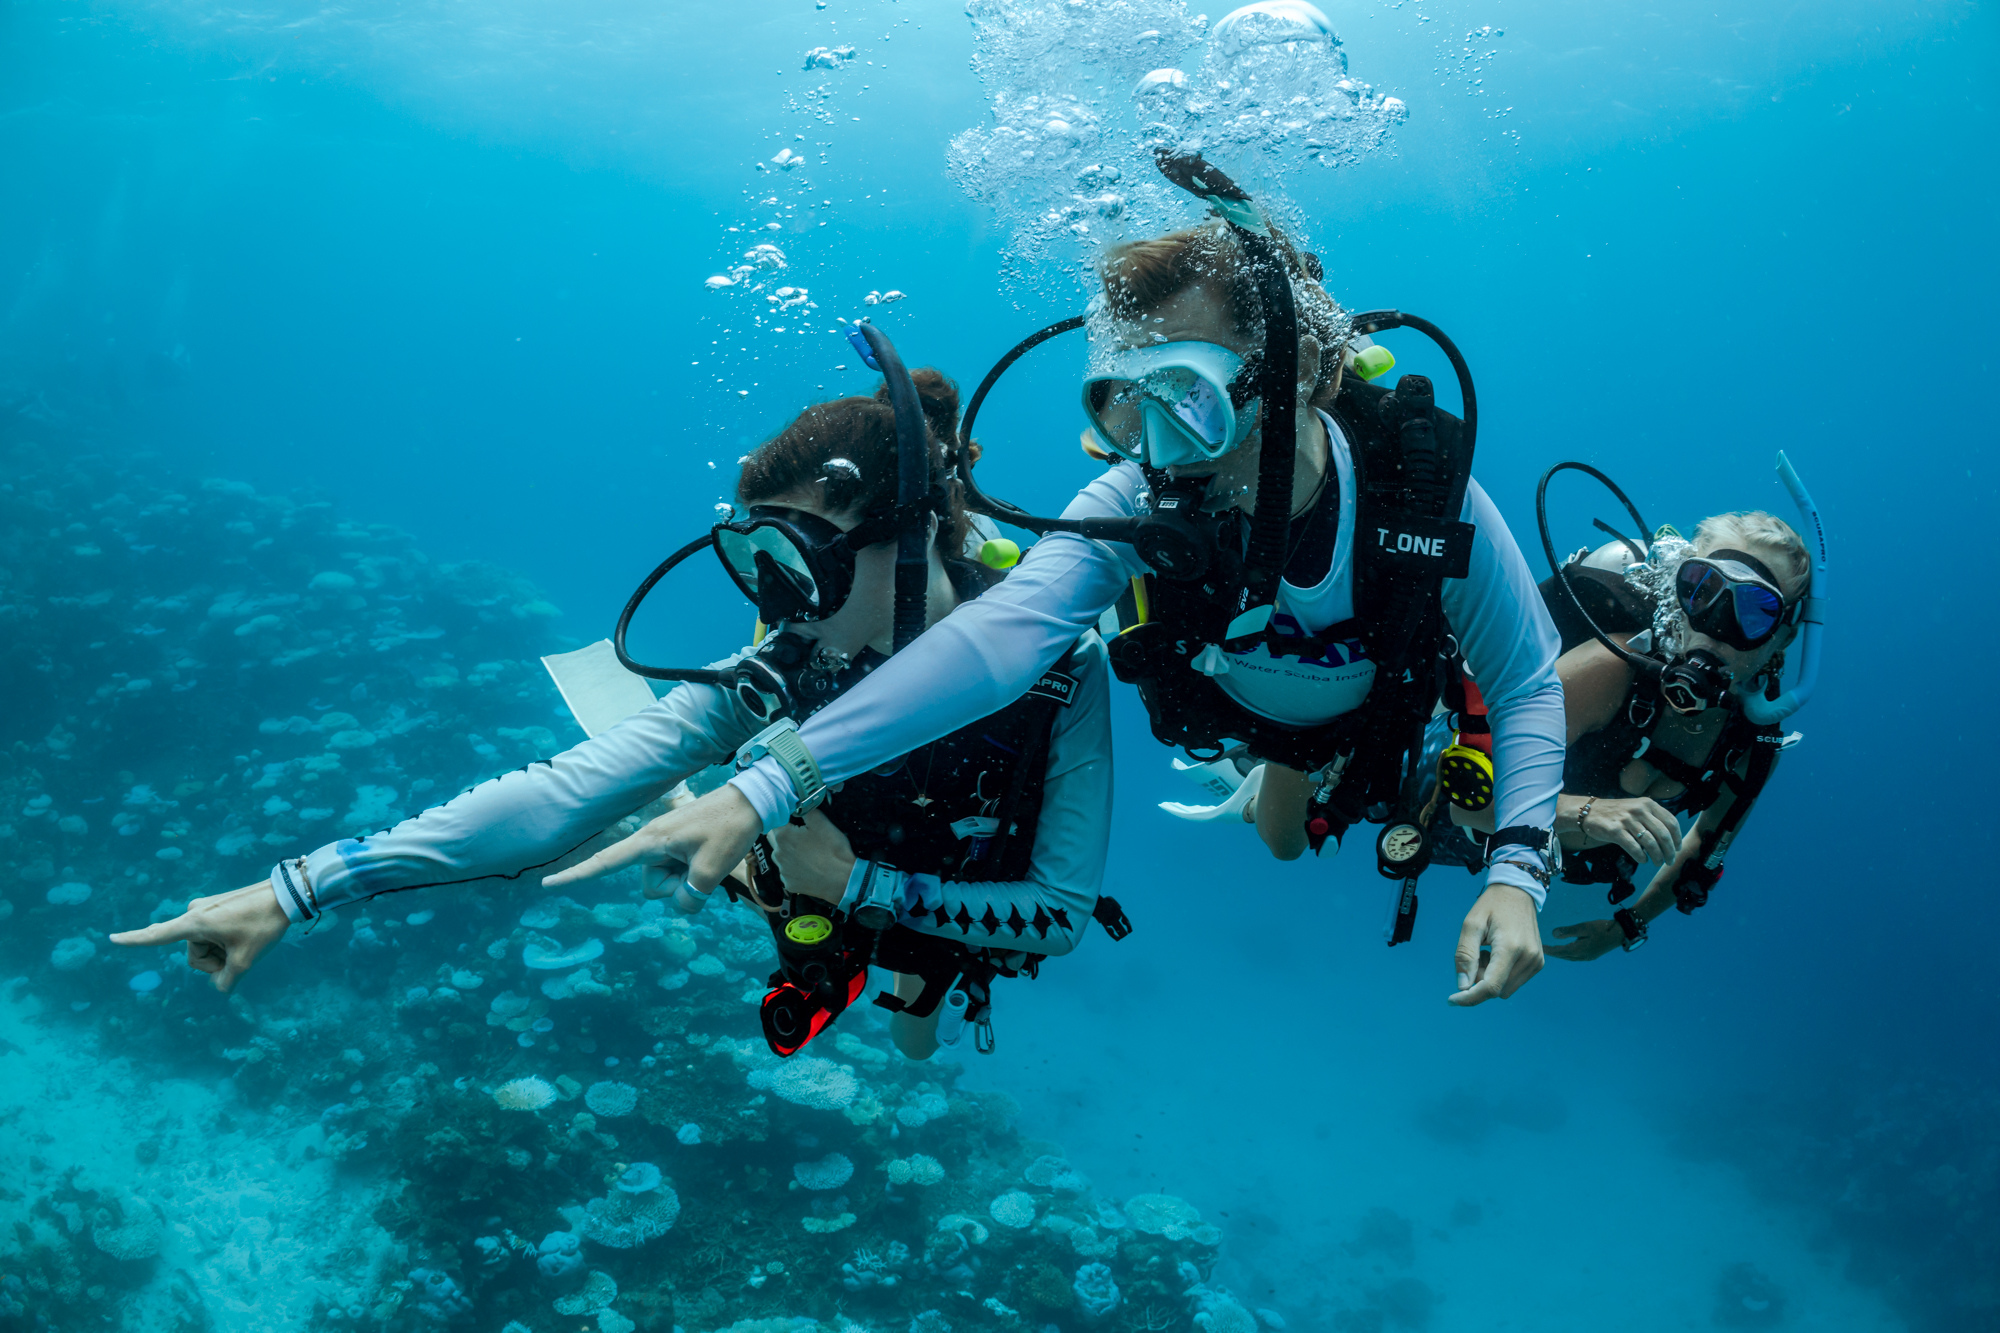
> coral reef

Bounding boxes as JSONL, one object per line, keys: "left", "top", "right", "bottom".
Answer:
{"left": 1670, "top": 1073, "right": 1999, "bottom": 1333}
{"left": 0, "top": 439, "right": 1274, "bottom": 1332}
{"left": 496, "top": 1077, "right": 559, "bottom": 1111}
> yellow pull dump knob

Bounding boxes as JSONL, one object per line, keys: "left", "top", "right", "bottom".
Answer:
{"left": 980, "top": 538, "right": 1022, "bottom": 570}
{"left": 1437, "top": 743, "right": 1495, "bottom": 811}
{"left": 784, "top": 915, "right": 834, "bottom": 946}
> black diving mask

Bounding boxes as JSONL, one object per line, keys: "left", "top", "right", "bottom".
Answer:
{"left": 714, "top": 506, "right": 902, "bottom": 625}
{"left": 1675, "top": 550, "right": 1795, "bottom": 651}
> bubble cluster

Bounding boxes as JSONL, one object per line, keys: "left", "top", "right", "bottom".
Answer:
{"left": 949, "top": 0, "right": 1406, "bottom": 283}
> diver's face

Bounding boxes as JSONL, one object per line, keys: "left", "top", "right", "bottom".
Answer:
{"left": 744, "top": 488, "right": 899, "bottom": 658}
{"left": 1679, "top": 537, "right": 1800, "bottom": 692}
{"left": 1108, "top": 281, "right": 1254, "bottom": 480}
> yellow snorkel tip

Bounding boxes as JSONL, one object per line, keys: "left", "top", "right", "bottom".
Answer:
{"left": 980, "top": 538, "right": 1022, "bottom": 570}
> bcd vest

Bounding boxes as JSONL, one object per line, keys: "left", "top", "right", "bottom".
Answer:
{"left": 776, "top": 560, "right": 1078, "bottom": 883}
{"left": 1536, "top": 563, "right": 1785, "bottom": 912}
{"left": 1105, "top": 372, "right": 1475, "bottom": 832}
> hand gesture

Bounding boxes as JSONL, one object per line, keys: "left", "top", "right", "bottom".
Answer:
{"left": 109, "top": 882, "right": 291, "bottom": 993}
{"left": 544, "top": 784, "right": 764, "bottom": 903}
{"left": 1448, "top": 883, "right": 1545, "bottom": 1006}
{"left": 1548, "top": 918, "right": 1627, "bottom": 963}
{"left": 765, "top": 809, "right": 857, "bottom": 905}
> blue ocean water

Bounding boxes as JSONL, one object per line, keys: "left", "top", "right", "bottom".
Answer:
{"left": 2, "top": 0, "right": 1995, "bottom": 1330}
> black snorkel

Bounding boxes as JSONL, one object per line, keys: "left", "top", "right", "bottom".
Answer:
{"left": 1150, "top": 149, "right": 1297, "bottom": 612}
{"left": 609, "top": 321, "right": 939, "bottom": 720}
{"left": 955, "top": 149, "right": 1478, "bottom": 614}
{"left": 844, "top": 321, "right": 932, "bottom": 654}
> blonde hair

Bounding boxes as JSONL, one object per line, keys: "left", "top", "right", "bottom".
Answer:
{"left": 1692, "top": 511, "right": 1810, "bottom": 601}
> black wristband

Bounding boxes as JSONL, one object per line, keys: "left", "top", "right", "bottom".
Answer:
{"left": 1489, "top": 826, "right": 1552, "bottom": 855}
{"left": 1613, "top": 907, "right": 1648, "bottom": 950}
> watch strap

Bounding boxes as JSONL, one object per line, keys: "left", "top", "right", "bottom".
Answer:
{"left": 1488, "top": 825, "right": 1552, "bottom": 855}
{"left": 735, "top": 718, "right": 829, "bottom": 814}
{"left": 1486, "top": 823, "right": 1560, "bottom": 888}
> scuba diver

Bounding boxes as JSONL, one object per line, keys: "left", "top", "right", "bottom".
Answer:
{"left": 1416, "top": 460, "right": 1826, "bottom": 960}
{"left": 580, "top": 149, "right": 1569, "bottom": 1007}
{"left": 111, "top": 341, "right": 1123, "bottom": 1061}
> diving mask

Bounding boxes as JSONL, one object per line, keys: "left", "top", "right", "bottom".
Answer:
{"left": 1675, "top": 549, "right": 1796, "bottom": 651}
{"left": 1081, "top": 341, "right": 1260, "bottom": 469}
{"left": 714, "top": 506, "right": 899, "bottom": 625}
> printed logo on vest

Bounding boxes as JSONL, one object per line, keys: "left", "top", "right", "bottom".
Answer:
{"left": 1027, "top": 671, "right": 1077, "bottom": 707}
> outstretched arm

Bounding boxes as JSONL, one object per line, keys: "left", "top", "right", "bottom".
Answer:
{"left": 272, "top": 679, "right": 757, "bottom": 921}
{"left": 111, "top": 677, "right": 759, "bottom": 989}
{"left": 557, "top": 640, "right": 1120, "bottom": 957}
{"left": 729, "top": 465, "right": 1143, "bottom": 831}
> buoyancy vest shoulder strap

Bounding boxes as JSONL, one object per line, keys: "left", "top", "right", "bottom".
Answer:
{"left": 1335, "top": 375, "right": 1476, "bottom": 676}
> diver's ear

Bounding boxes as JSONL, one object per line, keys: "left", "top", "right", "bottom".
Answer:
{"left": 1296, "top": 335, "right": 1322, "bottom": 397}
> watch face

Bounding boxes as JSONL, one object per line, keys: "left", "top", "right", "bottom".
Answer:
{"left": 1381, "top": 823, "right": 1424, "bottom": 863}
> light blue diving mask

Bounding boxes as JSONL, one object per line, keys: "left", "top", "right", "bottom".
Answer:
{"left": 1080, "top": 341, "right": 1260, "bottom": 469}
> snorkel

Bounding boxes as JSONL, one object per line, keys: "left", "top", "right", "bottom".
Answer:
{"left": 1148, "top": 149, "right": 1300, "bottom": 610}
{"left": 954, "top": 150, "right": 1480, "bottom": 614}
{"left": 1537, "top": 453, "right": 1827, "bottom": 723}
{"left": 844, "top": 320, "right": 933, "bottom": 654}
{"left": 1739, "top": 451, "right": 1825, "bottom": 724}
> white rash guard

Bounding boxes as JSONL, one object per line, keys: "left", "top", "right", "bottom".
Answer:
{"left": 734, "top": 411, "right": 1566, "bottom": 904}
{"left": 270, "top": 637, "right": 1115, "bottom": 956}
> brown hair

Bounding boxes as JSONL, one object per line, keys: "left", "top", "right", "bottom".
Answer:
{"left": 736, "top": 367, "right": 969, "bottom": 555}
{"left": 1099, "top": 221, "right": 1348, "bottom": 408}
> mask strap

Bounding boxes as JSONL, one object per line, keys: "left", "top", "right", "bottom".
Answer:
{"left": 1703, "top": 548, "right": 1784, "bottom": 591}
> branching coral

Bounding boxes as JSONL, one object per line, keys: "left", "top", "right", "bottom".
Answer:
{"left": 578, "top": 1186, "right": 680, "bottom": 1248}
{"left": 990, "top": 1190, "right": 1037, "bottom": 1229}
{"left": 1125, "top": 1192, "right": 1202, "bottom": 1240}
{"left": 748, "top": 1056, "right": 859, "bottom": 1111}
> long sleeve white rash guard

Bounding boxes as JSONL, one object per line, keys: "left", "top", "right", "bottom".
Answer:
{"left": 271, "top": 637, "right": 1115, "bottom": 955}
{"left": 733, "top": 411, "right": 1567, "bottom": 904}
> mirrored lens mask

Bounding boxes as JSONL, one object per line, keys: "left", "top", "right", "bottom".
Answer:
{"left": 1674, "top": 550, "right": 1790, "bottom": 650}
{"left": 713, "top": 508, "right": 856, "bottom": 623}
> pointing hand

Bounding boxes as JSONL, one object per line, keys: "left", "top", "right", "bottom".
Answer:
{"left": 110, "top": 882, "right": 291, "bottom": 993}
